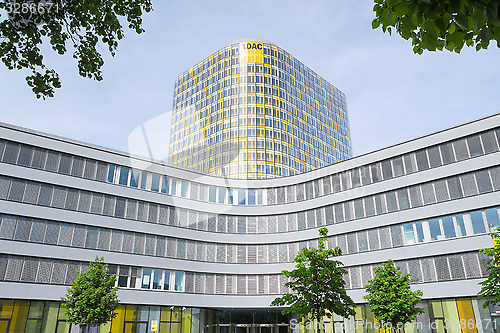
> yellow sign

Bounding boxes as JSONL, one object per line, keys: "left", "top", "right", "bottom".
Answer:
{"left": 240, "top": 42, "right": 263, "bottom": 64}
{"left": 151, "top": 320, "right": 158, "bottom": 332}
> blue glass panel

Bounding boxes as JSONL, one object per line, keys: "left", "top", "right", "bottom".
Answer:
{"left": 429, "top": 219, "right": 443, "bottom": 240}
{"left": 119, "top": 167, "right": 129, "bottom": 185}
{"left": 218, "top": 188, "right": 226, "bottom": 204}
{"left": 238, "top": 189, "right": 246, "bottom": 205}
{"left": 485, "top": 208, "right": 500, "bottom": 228}
{"left": 455, "top": 214, "right": 467, "bottom": 236}
{"left": 163, "top": 270, "right": 171, "bottom": 290}
{"left": 180, "top": 181, "right": 189, "bottom": 198}
{"left": 403, "top": 223, "right": 415, "bottom": 245}
{"left": 141, "top": 269, "right": 152, "bottom": 289}
{"left": 470, "top": 211, "right": 486, "bottom": 234}
{"left": 106, "top": 165, "right": 116, "bottom": 183}
{"left": 130, "top": 170, "right": 139, "bottom": 188}
{"left": 227, "top": 189, "right": 234, "bottom": 205}
{"left": 171, "top": 179, "right": 178, "bottom": 196}
{"left": 257, "top": 190, "right": 263, "bottom": 205}
{"left": 174, "top": 271, "right": 184, "bottom": 291}
{"left": 151, "top": 175, "right": 160, "bottom": 192}
{"left": 442, "top": 216, "right": 456, "bottom": 238}
{"left": 248, "top": 190, "right": 256, "bottom": 205}
{"left": 161, "top": 177, "right": 170, "bottom": 194}
{"left": 415, "top": 221, "right": 424, "bottom": 242}
{"left": 209, "top": 187, "right": 217, "bottom": 203}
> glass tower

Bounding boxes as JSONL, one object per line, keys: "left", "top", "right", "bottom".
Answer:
{"left": 169, "top": 38, "right": 352, "bottom": 179}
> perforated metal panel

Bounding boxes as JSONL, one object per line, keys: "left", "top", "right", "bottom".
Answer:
{"left": 331, "top": 174, "right": 342, "bottom": 192}
{"left": 460, "top": 174, "right": 478, "bottom": 196}
{"left": 71, "top": 157, "right": 84, "bottom": 177}
{"left": 381, "top": 160, "right": 393, "bottom": 180}
{"left": 36, "top": 259, "right": 52, "bottom": 283}
{"left": 448, "top": 254, "right": 465, "bottom": 280}
{"left": 2, "top": 142, "right": 20, "bottom": 164}
{"left": 434, "top": 256, "right": 451, "bottom": 281}
{"left": 51, "top": 261, "right": 67, "bottom": 284}
{"left": 336, "top": 235, "right": 347, "bottom": 254}
{"left": 467, "top": 135, "right": 484, "bottom": 157}
{"left": 8, "top": 179, "right": 25, "bottom": 202}
{"left": 360, "top": 266, "right": 372, "bottom": 286}
{"left": 64, "top": 189, "right": 79, "bottom": 211}
{"left": 95, "top": 162, "right": 108, "bottom": 182}
{"left": 20, "top": 258, "right": 38, "bottom": 282}
{"left": 354, "top": 199, "right": 364, "bottom": 219}
{"left": 379, "top": 227, "right": 391, "bottom": 249}
{"left": 58, "top": 224, "right": 73, "bottom": 246}
{"left": 44, "top": 222, "right": 60, "bottom": 245}
{"left": 350, "top": 267, "right": 361, "bottom": 289}
{"left": 90, "top": 193, "right": 104, "bottom": 214}
{"left": 72, "top": 225, "right": 86, "bottom": 248}
{"left": 268, "top": 215, "right": 277, "bottom": 233}
{"left": 392, "top": 157, "right": 405, "bottom": 176}
{"left": 194, "top": 273, "right": 204, "bottom": 294}
{"left": 440, "top": 142, "right": 455, "bottom": 165}
{"left": 30, "top": 220, "right": 46, "bottom": 243}
{"left": 5, "top": 257, "right": 23, "bottom": 281}
{"left": 481, "top": 131, "right": 499, "bottom": 153}
{"left": 295, "top": 183, "right": 305, "bottom": 201}
{"left": 77, "top": 191, "right": 91, "bottom": 213}
{"left": 207, "top": 215, "right": 216, "bottom": 232}
{"left": 223, "top": 215, "right": 233, "bottom": 233}
{"left": 351, "top": 168, "right": 361, "bottom": 188}
{"left": 97, "top": 229, "right": 111, "bottom": 250}
{"left": 306, "top": 210, "right": 315, "bottom": 229}
{"left": 344, "top": 202, "right": 353, "bottom": 221}
{"left": 269, "top": 275, "right": 279, "bottom": 294}
{"left": 427, "top": 146, "right": 442, "bottom": 168}
{"left": 434, "top": 181, "right": 449, "bottom": 202}
{"left": 83, "top": 159, "right": 97, "bottom": 179}
{"left": 14, "top": 218, "right": 31, "bottom": 241}
{"left": 453, "top": 139, "right": 469, "bottom": 161}
{"left": 155, "top": 237, "right": 166, "bottom": 257}
{"left": 166, "top": 237, "right": 176, "bottom": 258}
{"left": 0, "top": 216, "right": 16, "bottom": 239}
{"left": 491, "top": 167, "right": 500, "bottom": 191}
{"left": 374, "top": 194, "right": 386, "bottom": 214}
{"left": 134, "top": 233, "right": 145, "bottom": 255}
{"left": 237, "top": 275, "right": 246, "bottom": 294}
{"left": 267, "top": 188, "right": 276, "bottom": 205}
{"left": 421, "top": 183, "right": 436, "bottom": 204}
{"left": 102, "top": 195, "right": 116, "bottom": 216}
{"left": 478, "top": 251, "right": 490, "bottom": 277}
{"left": 23, "top": 182, "right": 39, "bottom": 204}
{"left": 476, "top": 170, "right": 493, "bottom": 193}
{"left": 408, "top": 259, "right": 422, "bottom": 283}
{"left": 205, "top": 274, "right": 215, "bottom": 294}
{"left": 421, "top": 258, "right": 437, "bottom": 282}
{"left": 347, "top": 233, "right": 358, "bottom": 254}
{"left": 206, "top": 243, "right": 215, "bottom": 262}
{"left": 385, "top": 192, "right": 398, "bottom": 212}
{"left": 138, "top": 202, "right": 149, "bottom": 222}
{"left": 185, "top": 272, "right": 195, "bottom": 293}
{"left": 109, "top": 230, "right": 123, "bottom": 252}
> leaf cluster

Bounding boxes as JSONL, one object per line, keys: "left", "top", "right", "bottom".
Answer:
{"left": 271, "top": 228, "right": 356, "bottom": 322}
{"left": 372, "top": 0, "right": 500, "bottom": 54}
{"left": 61, "top": 256, "right": 119, "bottom": 326}
{"left": 364, "top": 259, "right": 425, "bottom": 329}
{"left": 478, "top": 227, "right": 500, "bottom": 308}
{"left": 0, "top": 0, "right": 153, "bottom": 98}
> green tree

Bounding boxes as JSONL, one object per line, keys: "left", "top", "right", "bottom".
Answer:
{"left": 478, "top": 227, "right": 500, "bottom": 308}
{"left": 372, "top": 0, "right": 500, "bottom": 54}
{"left": 61, "top": 256, "right": 119, "bottom": 332}
{"left": 0, "top": 0, "right": 153, "bottom": 98}
{"left": 271, "top": 227, "right": 356, "bottom": 330}
{"left": 364, "top": 259, "right": 425, "bottom": 331}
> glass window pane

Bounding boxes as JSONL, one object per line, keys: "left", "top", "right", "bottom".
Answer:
{"left": 209, "top": 187, "right": 217, "bottom": 203}
{"left": 415, "top": 221, "right": 424, "bottom": 242}
{"left": 151, "top": 175, "right": 160, "bottom": 192}
{"left": 485, "top": 208, "right": 500, "bottom": 228}
{"left": 141, "top": 269, "right": 152, "bottom": 289}
{"left": 257, "top": 190, "right": 263, "bottom": 205}
{"left": 442, "top": 216, "right": 456, "bottom": 238}
{"left": 130, "top": 170, "right": 139, "bottom": 188}
{"left": 174, "top": 271, "right": 184, "bottom": 291}
{"left": 403, "top": 223, "right": 415, "bottom": 245}
{"left": 161, "top": 177, "right": 170, "bottom": 194}
{"left": 238, "top": 189, "right": 246, "bottom": 205}
{"left": 429, "top": 219, "right": 443, "bottom": 240}
{"left": 248, "top": 190, "right": 256, "bottom": 205}
{"left": 152, "top": 269, "right": 163, "bottom": 290}
{"left": 455, "top": 215, "right": 467, "bottom": 236}
{"left": 171, "top": 179, "right": 178, "bottom": 196}
{"left": 217, "top": 188, "right": 226, "bottom": 204}
{"left": 470, "top": 211, "right": 486, "bottom": 234}
{"left": 164, "top": 270, "right": 171, "bottom": 290}
{"left": 107, "top": 165, "right": 116, "bottom": 183}
{"left": 228, "top": 189, "right": 234, "bottom": 205}
{"left": 180, "top": 181, "right": 189, "bottom": 198}
{"left": 119, "top": 167, "right": 129, "bottom": 186}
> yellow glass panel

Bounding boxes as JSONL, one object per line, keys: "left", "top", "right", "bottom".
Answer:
{"left": 101, "top": 321, "right": 111, "bottom": 332}
{"left": 160, "top": 322, "right": 172, "bottom": 333}
{"left": 125, "top": 305, "right": 137, "bottom": 322}
{"left": 431, "top": 301, "right": 443, "bottom": 317}
{"left": 442, "top": 299, "right": 461, "bottom": 333}
{"left": 456, "top": 298, "right": 477, "bottom": 333}
{"left": 0, "top": 321, "right": 9, "bottom": 332}
{"left": 172, "top": 308, "right": 181, "bottom": 322}
{"left": 182, "top": 308, "right": 192, "bottom": 333}
{"left": 110, "top": 305, "right": 125, "bottom": 333}
{"left": 124, "top": 322, "right": 136, "bottom": 333}
{"left": 354, "top": 306, "right": 363, "bottom": 320}
{"left": 171, "top": 322, "right": 182, "bottom": 333}
{"left": 9, "top": 301, "right": 29, "bottom": 333}
{"left": 0, "top": 300, "right": 14, "bottom": 319}
{"left": 161, "top": 307, "right": 172, "bottom": 322}
{"left": 56, "top": 321, "right": 71, "bottom": 333}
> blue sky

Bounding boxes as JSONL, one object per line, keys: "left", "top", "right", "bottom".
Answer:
{"left": 1, "top": 0, "right": 499, "bottom": 158}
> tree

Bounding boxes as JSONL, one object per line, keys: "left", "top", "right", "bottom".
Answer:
{"left": 61, "top": 256, "right": 119, "bottom": 332}
{"left": 364, "top": 259, "right": 425, "bottom": 331}
{"left": 0, "top": 0, "right": 153, "bottom": 99}
{"left": 372, "top": 0, "right": 500, "bottom": 54}
{"left": 271, "top": 228, "right": 356, "bottom": 330}
{"left": 478, "top": 227, "right": 500, "bottom": 308}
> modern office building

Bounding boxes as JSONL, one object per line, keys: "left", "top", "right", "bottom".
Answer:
{"left": 1, "top": 112, "right": 499, "bottom": 332}
{"left": 168, "top": 39, "right": 352, "bottom": 179}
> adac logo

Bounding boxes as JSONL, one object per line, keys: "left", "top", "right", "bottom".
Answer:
{"left": 241, "top": 42, "right": 263, "bottom": 50}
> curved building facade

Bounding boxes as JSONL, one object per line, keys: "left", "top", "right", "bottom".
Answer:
{"left": 168, "top": 39, "right": 352, "bottom": 179}
{"left": 0, "top": 113, "right": 500, "bottom": 332}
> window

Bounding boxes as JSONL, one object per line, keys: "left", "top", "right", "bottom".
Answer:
{"left": 403, "top": 223, "right": 415, "bottom": 245}
{"left": 441, "top": 216, "right": 456, "bottom": 238}
{"left": 141, "top": 269, "right": 152, "bottom": 289}
{"left": 118, "top": 167, "right": 129, "bottom": 186}
{"left": 485, "top": 208, "right": 500, "bottom": 229}
{"left": 180, "top": 181, "right": 189, "bottom": 198}
{"left": 455, "top": 215, "right": 467, "bottom": 236}
{"left": 470, "top": 211, "right": 486, "bottom": 234}
{"left": 257, "top": 190, "right": 263, "bottom": 205}
{"left": 217, "top": 188, "right": 226, "bottom": 204}
{"left": 161, "top": 177, "right": 170, "bottom": 194}
{"left": 238, "top": 189, "right": 246, "bottom": 205}
{"left": 107, "top": 165, "right": 116, "bottom": 183}
{"left": 429, "top": 219, "right": 443, "bottom": 240}
{"left": 209, "top": 187, "right": 217, "bottom": 203}
{"left": 164, "top": 270, "right": 171, "bottom": 290}
{"left": 248, "top": 190, "right": 256, "bottom": 205}
{"left": 415, "top": 221, "right": 424, "bottom": 242}
{"left": 152, "top": 269, "right": 163, "bottom": 290}
{"left": 174, "top": 271, "right": 184, "bottom": 291}
{"left": 130, "top": 170, "right": 140, "bottom": 188}
{"left": 151, "top": 175, "right": 160, "bottom": 192}
{"left": 171, "top": 179, "right": 178, "bottom": 196}
{"left": 228, "top": 189, "right": 234, "bottom": 204}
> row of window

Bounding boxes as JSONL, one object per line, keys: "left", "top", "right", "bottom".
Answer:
{"left": 0, "top": 206, "right": 497, "bottom": 264}
{"left": 0, "top": 251, "right": 488, "bottom": 295}
{"left": 1, "top": 126, "right": 498, "bottom": 210}
{"left": 0, "top": 164, "right": 498, "bottom": 238}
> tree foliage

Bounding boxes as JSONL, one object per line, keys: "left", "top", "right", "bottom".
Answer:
{"left": 0, "top": 0, "right": 152, "bottom": 98}
{"left": 372, "top": 0, "right": 500, "bottom": 54}
{"left": 271, "top": 227, "right": 356, "bottom": 324}
{"left": 478, "top": 227, "right": 500, "bottom": 308}
{"left": 61, "top": 256, "right": 119, "bottom": 329}
{"left": 364, "top": 259, "right": 425, "bottom": 330}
